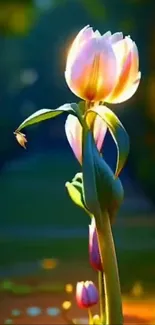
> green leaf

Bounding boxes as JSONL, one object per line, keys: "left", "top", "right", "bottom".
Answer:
{"left": 12, "top": 284, "right": 32, "bottom": 295}
{"left": 82, "top": 128, "right": 124, "bottom": 222}
{"left": 65, "top": 177, "right": 91, "bottom": 216}
{"left": 15, "top": 103, "right": 78, "bottom": 132}
{"left": 85, "top": 105, "right": 130, "bottom": 176}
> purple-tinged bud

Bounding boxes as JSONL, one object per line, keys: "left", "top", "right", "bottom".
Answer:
{"left": 89, "top": 217, "right": 103, "bottom": 272}
{"left": 76, "top": 281, "right": 99, "bottom": 309}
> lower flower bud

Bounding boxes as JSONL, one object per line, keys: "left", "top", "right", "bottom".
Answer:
{"left": 76, "top": 281, "right": 99, "bottom": 309}
{"left": 89, "top": 218, "right": 103, "bottom": 272}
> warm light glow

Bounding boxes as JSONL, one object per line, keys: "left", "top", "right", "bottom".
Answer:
{"left": 65, "top": 283, "right": 73, "bottom": 293}
{"left": 131, "top": 282, "right": 144, "bottom": 297}
{"left": 62, "top": 301, "right": 72, "bottom": 310}
{"left": 65, "top": 25, "right": 140, "bottom": 103}
{"left": 41, "top": 258, "right": 58, "bottom": 270}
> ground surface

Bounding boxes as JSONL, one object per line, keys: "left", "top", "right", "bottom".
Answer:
{"left": 0, "top": 261, "right": 155, "bottom": 324}
{"left": 0, "top": 292, "right": 155, "bottom": 324}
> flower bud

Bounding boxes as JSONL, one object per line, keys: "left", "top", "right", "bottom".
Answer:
{"left": 93, "top": 314, "right": 102, "bottom": 324}
{"left": 76, "top": 281, "right": 99, "bottom": 308}
{"left": 89, "top": 217, "right": 103, "bottom": 272}
{"left": 14, "top": 131, "right": 27, "bottom": 149}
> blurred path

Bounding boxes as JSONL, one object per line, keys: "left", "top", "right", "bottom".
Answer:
{"left": 0, "top": 292, "right": 154, "bottom": 324}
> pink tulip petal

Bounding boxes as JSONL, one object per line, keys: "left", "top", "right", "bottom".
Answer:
{"left": 66, "top": 36, "right": 117, "bottom": 101}
{"left": 65, "top": 114, "right": 82, "bottom": 164}
{"left": 112, "top": 37, "right": 130, "bottom": 77}
{"left": 128, "top": 41, "right": 139, "bottom": 83}
{"left": 79, "top": 26, "right": 94, "bottom": 43}
{"left": 94, "top": 30, "right": 101, "bottom": 37}
{"left": 106, "top": 36, "right": 139, "bottom": 103}
{"left": 101, "top": 30, "right": 111, "bottom": 41}
{"left": 93, "top": 115, "right": 107, "bottom": 151}
{"left": 66, "top": 25, "right": 94, "bottom": 73}
{"left": 69, "top": 37, "right": 97, "bottom": 80}
{"left": 87, "top": 283, "right": 99, "bottom": 305}
{"left": 110, "top": 32, "right": 123, "bottom": 44}
{"left": 65, "top": 26, "right": 140, "bottom": 104}
{"left": 108, "top": 72, "right": 141, "bottom": 103}
{"left": 65, "top": 114, "right": 107, "bottom": 164}
{"left": 76, "top": 282, "right": 87, "bottom": 308}
{"left": 65, "top": 37, "right": 97, "bottom": 98}
{"left": 89, "top": 217, "right": 103, "bottom": 272}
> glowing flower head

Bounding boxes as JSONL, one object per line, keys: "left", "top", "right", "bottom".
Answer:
{"left": 65, "top": 25, "right": 140, "bottom": 104}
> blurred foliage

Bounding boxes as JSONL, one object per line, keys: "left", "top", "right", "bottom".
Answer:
{"left": 0, "top": 280, "right": 64, "bottom": 294}
{"left": 119, "top": 19, "right": 135, "bottom": 34}
{"left": 0, "top": 1, "right": 36, "bottom": 35}
{"left": 81, "top": 0, "right": 107, "bottom": 20}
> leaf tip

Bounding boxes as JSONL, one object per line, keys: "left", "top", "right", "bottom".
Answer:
{"left": 65, "top": 182, "right": 69, "bottom": 188}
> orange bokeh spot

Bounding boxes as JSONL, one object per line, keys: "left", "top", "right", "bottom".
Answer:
{"left": 41, "top": 258, "right": 58, "bottom": 270}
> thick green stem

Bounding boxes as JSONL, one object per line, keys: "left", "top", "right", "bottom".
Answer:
{"left": 98, "top": 271, "right": 105, "bottom": 323}
{"left": 96, "top": 211, "right": 123, "bottom": 325}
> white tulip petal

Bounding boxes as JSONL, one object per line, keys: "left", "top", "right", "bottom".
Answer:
{"left": 110, "top": 32, "right": 123, "bottom": 44}
{"left": 65, "top": 113, "right": 107, "bottom": 164}
{"left": 102, "top": 31, "right": 112, "bottom": 40}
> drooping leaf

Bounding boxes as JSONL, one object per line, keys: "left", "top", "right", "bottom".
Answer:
{"left": 15, "top": 103, "right": 78, "bottom": 132}
{"left": 85, "top": 105, "right": 130, "bottom": 176}
{"left": 82, "top": 128, "right": 124, "bottom": 223}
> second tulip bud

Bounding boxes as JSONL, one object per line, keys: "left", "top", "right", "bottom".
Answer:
{"left": 89, "top": 217, "right": 103, "bottom": 272}
{"left": 76, "top": 281, "right": 99, "bottom": 308}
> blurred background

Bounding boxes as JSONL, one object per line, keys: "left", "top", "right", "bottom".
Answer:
{"left": 0, "top": 0, "right": 155, "bottom": 323}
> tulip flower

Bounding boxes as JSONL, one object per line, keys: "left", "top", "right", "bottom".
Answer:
{"left": 76, "top": 281, "right": 99, "bottom": 308}
{"left": 65, "top": 113, "right": 107, "bottom": 164}
{"left": 89, "top": 217, "right": 103, "bottom": 272}
{"left": 65, "top": 25, "right": 141, "bottom": 104}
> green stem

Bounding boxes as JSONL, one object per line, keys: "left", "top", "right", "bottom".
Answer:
{"left": 98, "top": 271, "right": 105, "bottom": 323}
{"left": 96, "top": 211, "right": 123, "bottom": 325}
{"left": 88, "top": 308, "right": 93, "bottom": 325}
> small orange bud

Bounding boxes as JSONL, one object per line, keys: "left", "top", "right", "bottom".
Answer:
{"left": 14, "top": 131, "right": 27, "bottom": 149}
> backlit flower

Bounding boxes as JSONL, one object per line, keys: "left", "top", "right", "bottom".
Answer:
{"left": 65, "top": 25, "right": 140, "bottom": 104}
{"left": 76, "top": 281, "right": 99, "bottom": 308}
